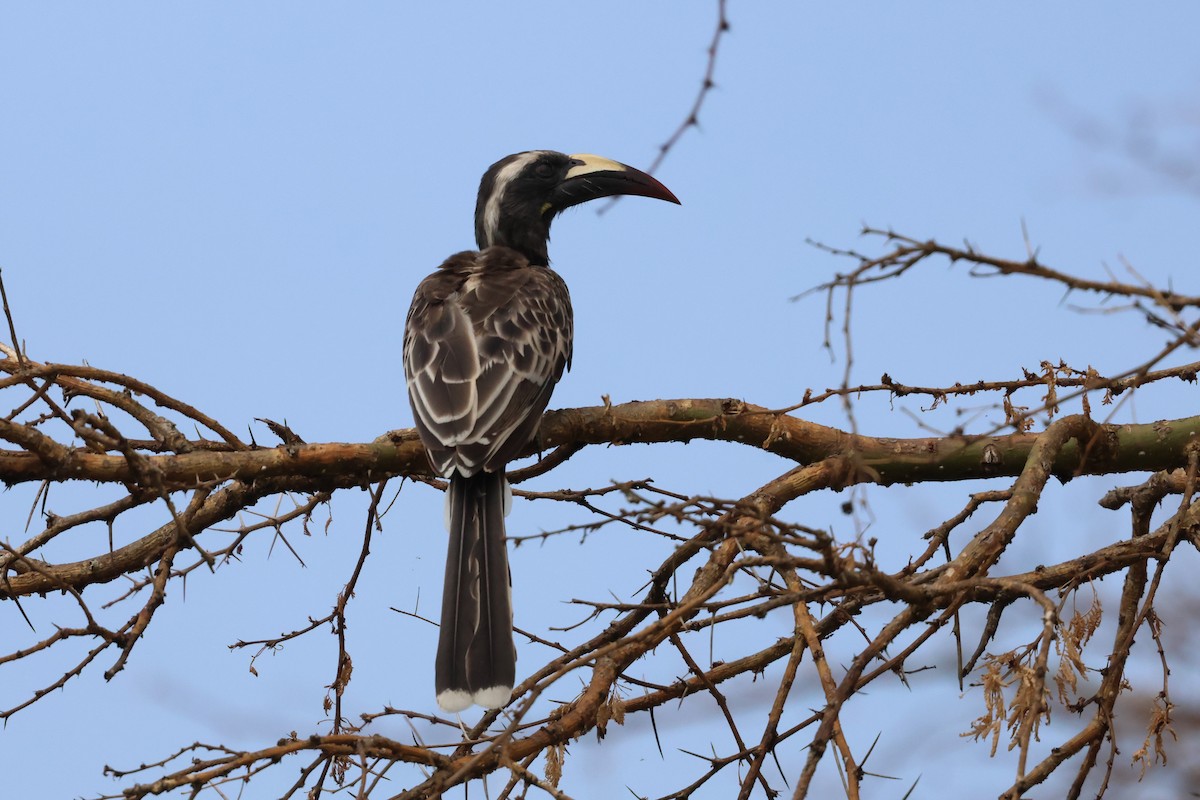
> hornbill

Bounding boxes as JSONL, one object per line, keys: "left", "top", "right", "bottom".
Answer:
{"left": 403, "top": 151, "right": 679, "bottom": 712}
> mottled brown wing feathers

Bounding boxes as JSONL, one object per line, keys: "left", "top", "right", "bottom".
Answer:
{"left": 403, "top": 246, "right": 573, "bottom": 477}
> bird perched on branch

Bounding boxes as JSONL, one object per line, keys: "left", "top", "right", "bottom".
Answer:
{"left": 403, "top": 151, "right": 679, "bottom": 712}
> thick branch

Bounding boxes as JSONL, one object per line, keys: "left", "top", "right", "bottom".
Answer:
{"left": 0, "top": 399, "right": 1192, "bottom": 491}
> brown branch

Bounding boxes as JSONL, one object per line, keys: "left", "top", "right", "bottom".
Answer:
{"left": 10, "top": 225, "right": 1200, "bottom": 799}
{"left": 1, "top": 475, "right": 318, "bottom": 598}
{"left": 0, "top": 399, "right": 1189, "bottom": 496}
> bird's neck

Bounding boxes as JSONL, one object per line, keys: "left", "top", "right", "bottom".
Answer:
{"left": 478, "top": 216, "right": 551, "bottom": 266}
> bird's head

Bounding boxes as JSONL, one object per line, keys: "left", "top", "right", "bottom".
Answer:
{"left": 474, "top": 150, "right": 680, "bottom": 264}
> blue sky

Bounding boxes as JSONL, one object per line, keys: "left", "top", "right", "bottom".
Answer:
{"left": 3, "top": 3, "right": 1200, "bottom": 798}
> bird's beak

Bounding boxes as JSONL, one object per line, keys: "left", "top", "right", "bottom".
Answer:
{"left": 550, "top": 154, "right": 681, "bottom": 211}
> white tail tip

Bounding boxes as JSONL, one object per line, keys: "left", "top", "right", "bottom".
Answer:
{"left": 436, "top": 689, "right": 474, "bottom": 713}
{"left": 473, "top": 684, "right": 513, "bottom": 709}
{"left": 436, "top": 685, "right": 513, "bottom": 713}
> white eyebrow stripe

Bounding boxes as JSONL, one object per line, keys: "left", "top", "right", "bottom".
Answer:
{"left": 481, "top": 151, "right": 545, "bottom": 247}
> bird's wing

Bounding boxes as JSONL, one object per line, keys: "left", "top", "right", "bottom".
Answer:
{"left": 404, "top": 247, "right": 573, "bottom": 476}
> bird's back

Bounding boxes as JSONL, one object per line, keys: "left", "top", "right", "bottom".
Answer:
{"left": 403, "top": 246, "right": 573, "bottom": 477}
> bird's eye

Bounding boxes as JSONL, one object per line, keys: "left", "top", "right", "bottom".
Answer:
{"left": 533, "top": 162, "right": 556, "bottom": 180}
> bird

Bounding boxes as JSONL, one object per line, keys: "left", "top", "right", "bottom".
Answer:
{"left": 403, "top": 150, "right": 679, "bottom": 713}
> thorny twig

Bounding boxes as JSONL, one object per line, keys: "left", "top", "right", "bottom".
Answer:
{"left": 2, "top": 228, "right": 1198, "bottom": 799}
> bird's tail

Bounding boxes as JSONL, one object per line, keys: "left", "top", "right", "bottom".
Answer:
{"left": 435, "top": 470, "right": 515, "bottom": 712}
